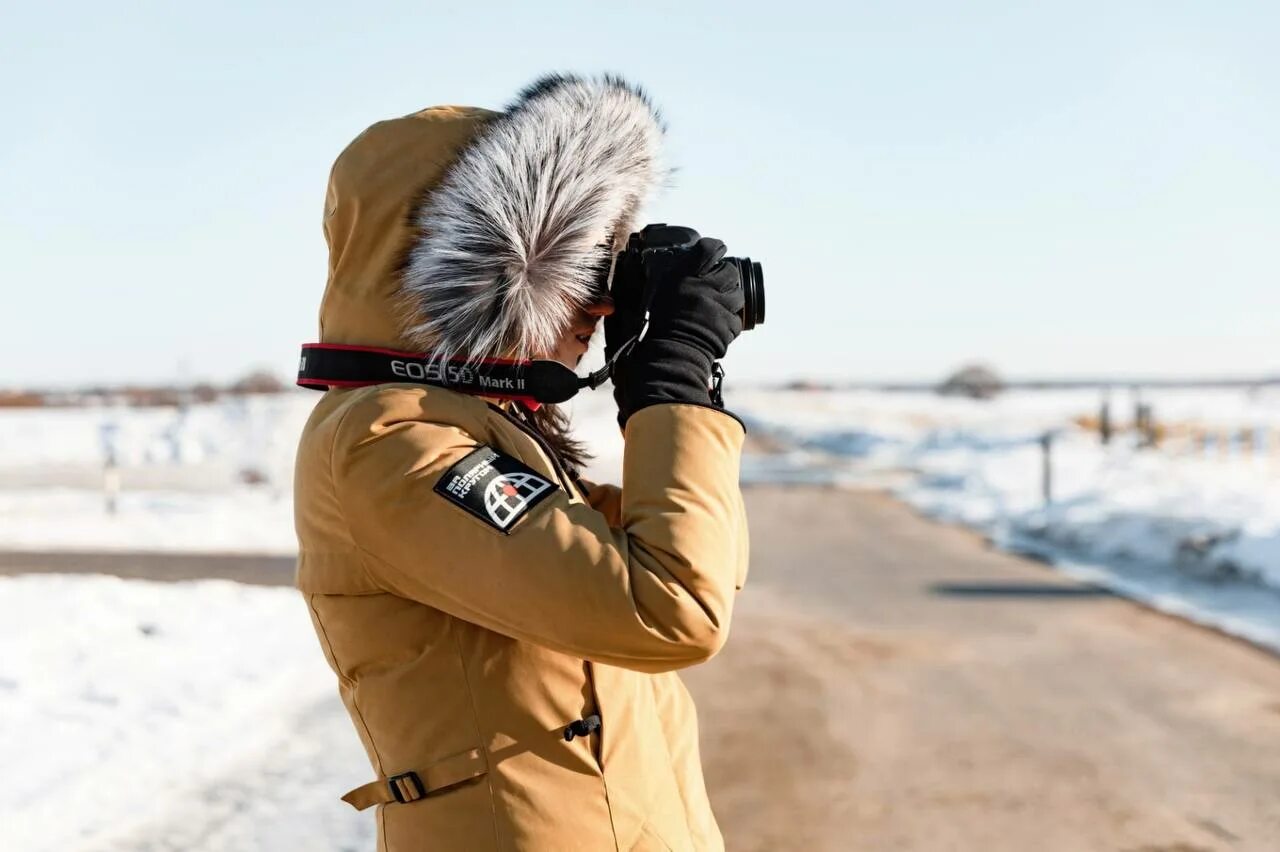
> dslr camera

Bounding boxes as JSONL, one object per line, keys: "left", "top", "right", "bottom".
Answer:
{"left": 611, "top": 224, "right": 765, "bottom": 331}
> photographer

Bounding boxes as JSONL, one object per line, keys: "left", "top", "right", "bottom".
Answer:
{"left": 294, "top": 75, "right": 749, "bottom": 851}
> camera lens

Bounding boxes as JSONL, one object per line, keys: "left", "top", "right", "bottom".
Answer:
{"left": 731, "top": 257, "right": 765, "bottom": 330}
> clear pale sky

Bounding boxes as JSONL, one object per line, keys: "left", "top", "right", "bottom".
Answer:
{"left": 2, "top": 1, "right": 1277, "bottom": 388}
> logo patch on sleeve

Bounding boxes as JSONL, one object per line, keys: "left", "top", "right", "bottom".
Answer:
{"left": 434, "top": 446, "right": 557, "bottom": 532}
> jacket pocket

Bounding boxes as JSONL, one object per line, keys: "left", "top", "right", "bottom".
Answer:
{"left": 629, "top": 819, "right": 675, "bottom": 852}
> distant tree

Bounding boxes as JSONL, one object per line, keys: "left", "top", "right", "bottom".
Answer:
{"left": 0, "top": 391, "right": 45, "bottom": 408}
{"left": 191, "top": 383, "right": 220, "bottom": 404}
{"left": 937, "top": 364, "right": 1004, "bottom": 400}
{"left": 123, "top": 386, "right": 184, "bottom": 407}
{"left": 230, "top": 370, "right": 286, "bottom": 395}
{"left": 784, "top": 379, "right": 831, "bottom": 392}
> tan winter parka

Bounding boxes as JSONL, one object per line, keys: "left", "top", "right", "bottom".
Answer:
{"left": 294, "top": 90, "right": 750, "bottom": 851}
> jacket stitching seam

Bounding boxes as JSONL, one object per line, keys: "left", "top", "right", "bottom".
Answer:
{"left": 319, "top": 389, "right": 392, "bottom": 782}
{"left": 653, "top": 678, "right": 698, "bottom": 849}
{"left": 307, "top": 593, "right": 387, "bottom": 777}
{"left": 326, "top": 388, "right": 382, "bottom": 590}
{"left": 585, "top": 663, "right": 623, "bottom": 852}
{"left": 450, "top": 623, "right": 503, "bottom": 851}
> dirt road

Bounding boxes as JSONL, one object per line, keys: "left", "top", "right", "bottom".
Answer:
{"left": 6, "top": 487, "right": 1279, "bottom": 850}
{"left": 683, "top": 488, "right": 1280, "bottom": 851}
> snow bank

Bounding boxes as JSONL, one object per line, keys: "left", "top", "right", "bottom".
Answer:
{"left": 0, "top": 574, "right": 337, "bottom": 851}
{"left": 0, "top": 393, "right": 314, "bottom": 473}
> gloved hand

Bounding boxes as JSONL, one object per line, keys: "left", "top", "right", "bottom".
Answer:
{"left": 605, "top": 237, "right": 745, "bottom": 429}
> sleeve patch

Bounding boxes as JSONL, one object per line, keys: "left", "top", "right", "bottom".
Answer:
{"left": 433, "top": 446, "right": 558, "bottom": 533}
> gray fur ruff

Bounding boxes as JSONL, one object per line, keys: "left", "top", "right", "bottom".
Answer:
{"left": 400, "top": 73, "right": 667, "bottom": 363}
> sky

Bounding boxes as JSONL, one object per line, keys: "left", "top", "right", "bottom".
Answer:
{"left": 2, "top": 1, "right": 1278, "bottom": 389}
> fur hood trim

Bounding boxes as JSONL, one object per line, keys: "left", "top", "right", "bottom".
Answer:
{"left": 399, "top": 74, "right": 666, "bottom": 362}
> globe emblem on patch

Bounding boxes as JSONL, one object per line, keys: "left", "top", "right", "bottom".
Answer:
{"left": 484, "top": 472, "right": 552, "bottom": 529}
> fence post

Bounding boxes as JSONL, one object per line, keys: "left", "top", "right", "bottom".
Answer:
{"left": 1133, "top": 402, "right": 1156, "bottom": 448}
{"left": 1099, "top": 392, "right": 1112, "bottom": 445}
{"left": 99, "top": 420, "right": 120, "bottom": 516}
{"left": 103, "top": 460, "right": 120, "bottom": 516}
{"left": 1137, "top": 403, "right": 1146, "bottom": 445}
{"left": 1040, "top": 432, "right": 1053, "bottom": 507}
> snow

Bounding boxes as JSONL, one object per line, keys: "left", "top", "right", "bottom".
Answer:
{"left": 0, "top": 574, "right": 366, "bottom": 851}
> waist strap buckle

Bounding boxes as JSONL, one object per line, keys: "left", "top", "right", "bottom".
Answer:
{"left": 388, "top": 771, "right": 425, "bottom": 804}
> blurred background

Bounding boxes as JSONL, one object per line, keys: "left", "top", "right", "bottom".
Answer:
{"left": 2, "top": 2, "right": 1278, "bottom": 850}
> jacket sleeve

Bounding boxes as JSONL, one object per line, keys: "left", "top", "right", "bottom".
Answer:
{"left": 578, "top": 476, "right": 747, "bottom": 590}
{"left": 333, "top": 402, "right": 748, "bottom": 673}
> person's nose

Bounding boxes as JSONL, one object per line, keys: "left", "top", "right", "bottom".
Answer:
{"left": 585, "top": 298, "right": 615, "bottom": 318}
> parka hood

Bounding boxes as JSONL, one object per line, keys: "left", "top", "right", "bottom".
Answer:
{"left": 317, "top": 74, "right": 667, "bottom": 361}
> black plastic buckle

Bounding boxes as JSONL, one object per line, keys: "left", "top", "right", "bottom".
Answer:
{"left": 388, "top": 770, "right": 425, "bottom": 804}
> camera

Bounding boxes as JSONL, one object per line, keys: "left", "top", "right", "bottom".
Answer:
{"left": 613, "top": 224, "right": 765, "bottom": 331}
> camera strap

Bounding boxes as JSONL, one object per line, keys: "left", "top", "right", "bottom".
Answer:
{"left": 296, "top": 343, "right": 632, "bottom": 405}
{"left": 297, "top": 260, "right": 662, "bottom": 404}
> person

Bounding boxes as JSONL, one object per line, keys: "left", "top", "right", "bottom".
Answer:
{"left": 293, "top": 73, "right": 749, "bottom": 851}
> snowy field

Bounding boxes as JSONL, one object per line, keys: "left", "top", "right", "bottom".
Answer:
{"left": 0, "top": 394, "right": 307, "bottom": 553}
{"left": 2, "top": 385, "right": 1280, "bottom": 849}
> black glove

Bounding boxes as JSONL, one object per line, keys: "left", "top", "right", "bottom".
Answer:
{"left": 605, "top": 237, "right": 744, "bottom": 429}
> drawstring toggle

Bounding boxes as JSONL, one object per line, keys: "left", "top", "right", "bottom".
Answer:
{"left": 563, "top": 714, "right": 602, "bottom": 741}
